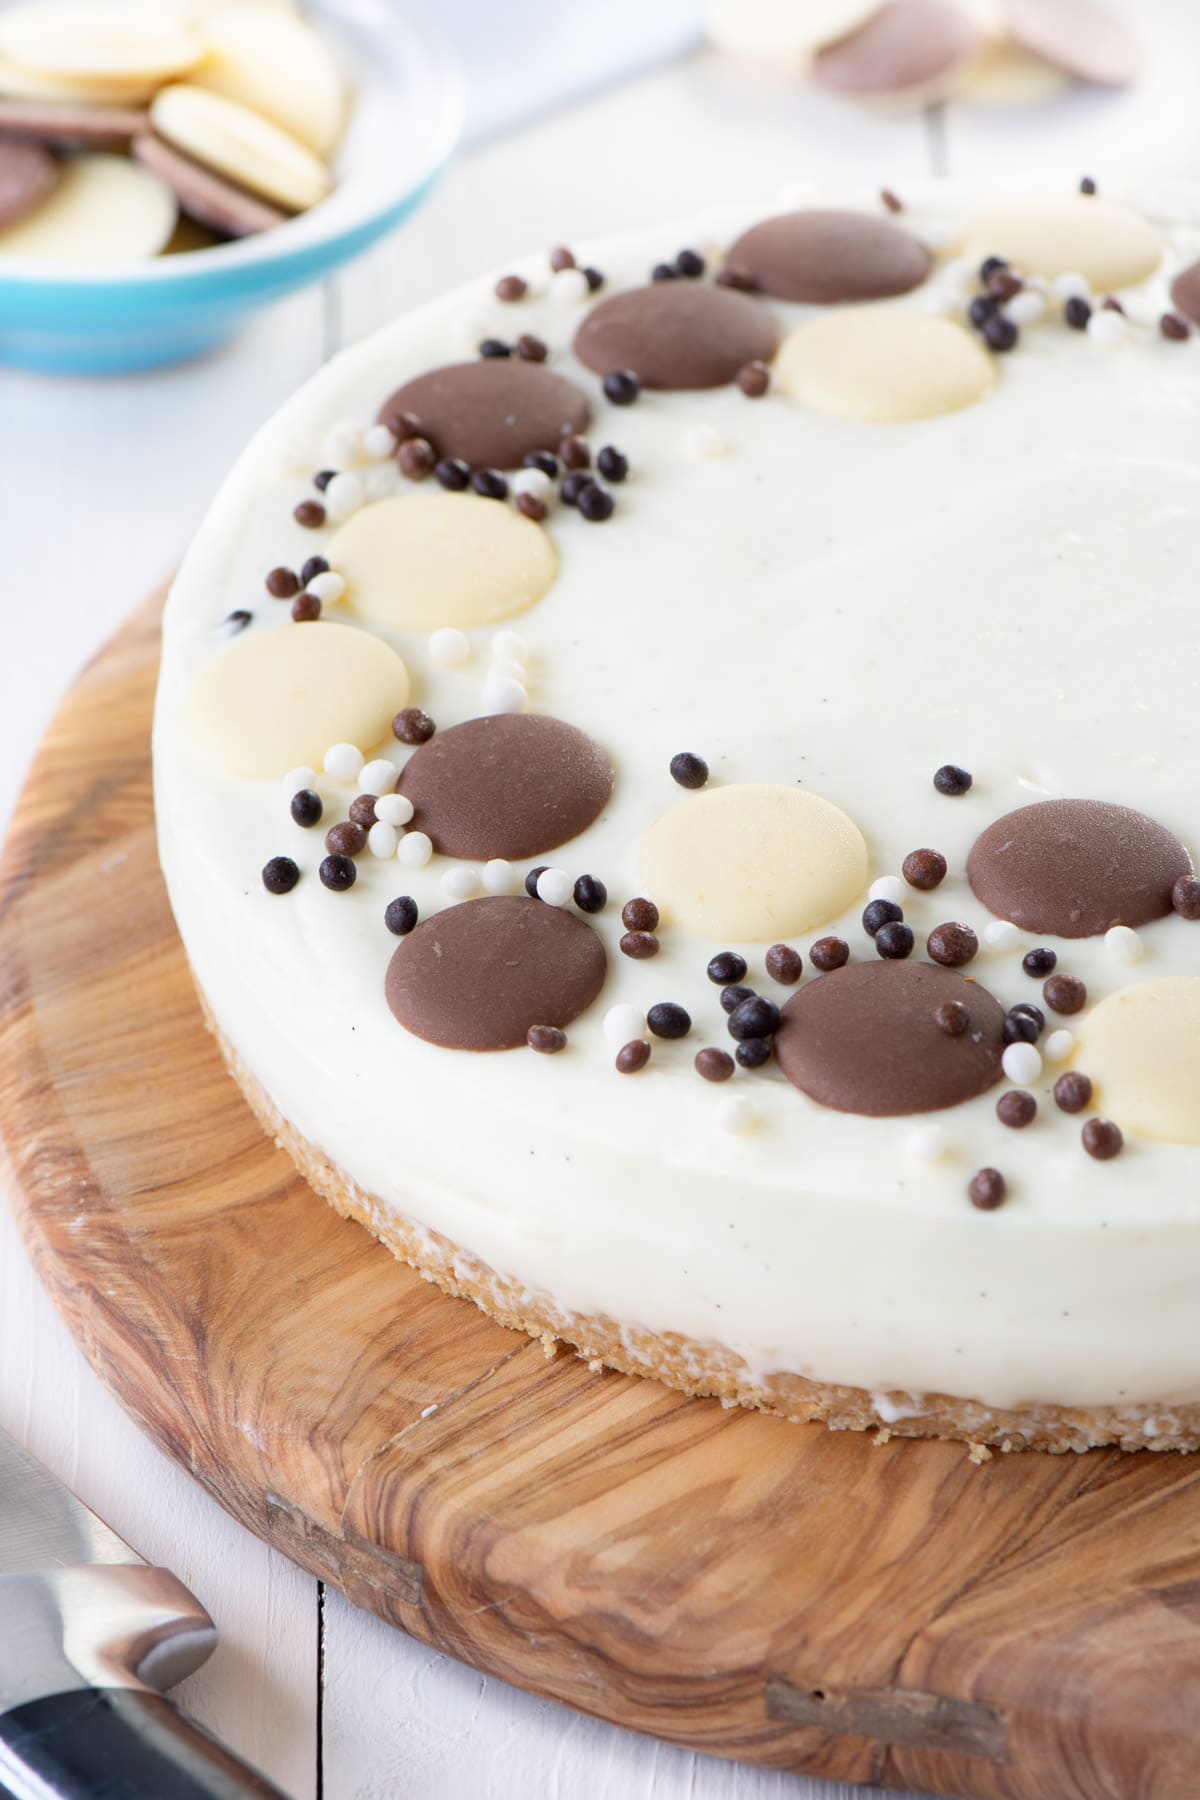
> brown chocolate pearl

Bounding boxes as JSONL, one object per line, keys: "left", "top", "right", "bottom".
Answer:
{"left": 765, "top": 943, "right": 803, "bottom": 985}
{"left": 495, "top": 273, "right": 528, "bottom": 301}
{"left": 515, "top": 333, "right": 548, "bottom": 363}
{"left": 988, "top": 269, "right": 1023, "bottom": 301}
{"left": 997, "top": 1090, "right": 1037, "bottom": 1129}
{"left": 291, "top": 592, "right": 321, "bottom": 621}
{"left": 622, "top": 897, "right": 659, "bottom": 932}
{"left": 927, "top": 922, "right": 978, "bottom": 967}
{"left": 393, "top": 708, "right": 436, "bottom": 745}
{"left": 349, "top": 793, "right": 378, "bottom": 829}
{"left": 397, "top": 436, "right": 435, "bottom": 480}
{"left": 515, "top": 492, "right": 547, "bottom": 523}
{"left": 294, "top": 499, "right": 325, "bottom": 528}
{"left": 559, "top": 434, "right": 591, "bottom": 470}
{"left": 695, "top": 1047, "right": 735, "bottom": 1083}
{"left": 389, "top": 411, "right": 422, "bottom": 442}
{"left": 1082, "top": 1118, "right": 1123, "bottom": 1161}
{"left": 616, "top": 1039, "right": 650, "bottom": 1073}
{"left": 969, "top": 1168, "right": 1007, "bottom": 1210}
{"left": 809, "top": 935, "right": 850, "bottom": 973}
{"left": 1043, "top": 974, "right": 1087, "bottom": 1015}
{"left": 1173, "top": 875, "right": 1200, "bottom": 920}
{"left": 549, "top": 244, "right": 576, "bottom": 271}
{"left": 880, "top": 187, "right": 904, "bottom": 213}
{"left": 736, "top": 359, "right": 770, "bottom": 397}
{"left": 266, "top": 566, "right": 299, "bottom": 598}
{"left": 1161, "top": 311, "right": 1191, "bottom": 341}
{"left": 325, "top": 820, "right": 367, "bottom": 857}
{"left": 902, "top": 848, "right": 947, "bottom": 891}
{"left": 620, "top": 930, "right": 660, "bottom": 960}
{"left": 1054, "top": 1071, "right": 1093, "bottom": 1114}
{"left": 934, "top": 1000, "right": 969, "bottom": 1037}
{"left": 527, "top": 1024, "right": 568, "bottom": 1053}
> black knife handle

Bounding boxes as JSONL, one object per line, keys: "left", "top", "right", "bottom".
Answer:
{"left": 0, "top": 1686, "right": 290, "bottom": 1800}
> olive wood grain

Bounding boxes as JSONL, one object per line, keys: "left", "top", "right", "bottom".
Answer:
{"left": 2, "top": 595, "right": 1200, "bottom": 1799}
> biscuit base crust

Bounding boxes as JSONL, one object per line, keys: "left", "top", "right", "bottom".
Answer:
{"left": 204, "top": 999, "right": 1200, "bottom": 1456}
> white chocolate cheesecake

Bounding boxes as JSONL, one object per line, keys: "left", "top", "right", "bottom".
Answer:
{"left": 154, "top": 182, "right": 1200, "bottom": 1453}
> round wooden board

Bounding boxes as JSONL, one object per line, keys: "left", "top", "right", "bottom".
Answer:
{"left": 4, "top": 597, "right": 1200, "bottom": 1800}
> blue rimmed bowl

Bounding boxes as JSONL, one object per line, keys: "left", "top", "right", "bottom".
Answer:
{"left": 0, "top": 0, "right": 463, "bottom": 373}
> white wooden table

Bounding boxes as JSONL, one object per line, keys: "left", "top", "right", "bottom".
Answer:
{"left": 2, "top": 15, "right": 1194, "bottom": 1795}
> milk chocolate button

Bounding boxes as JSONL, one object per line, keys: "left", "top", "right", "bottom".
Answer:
{"left": 150, "top": 83, "right": 330, "bottom": 213}
{"left": 725, "top": 210, "right": 932, "bottom": 304}
{"left": 573, "top": 283, "right": 779, "bottom": 390}
{"left": 1076, "top": 978, "right": 1200, "bottom": 1144}
{"left": 812, "top": 0, "right": 981, "bottom": 101}
{"left": 133, "top": 132, "right": 286, "bottom": 236}
{"left": 967, "top": 799, "right": 1193, "bottom": 938}
{"left": 961, "top": 198, "right": 1161, "bottom": 291}
{"left": 386, "top": 895, "right": 607, "bottom": 1051}
{"left": 1003, "top": 0, "right": 1142, "bottom": 87}
{"left": 1170, "top": 260, "right": 1200, "bottom": 324}
{"left": 0, "top": 139, "right": 57, "bottom": 229}
{"left": 378, "top": 361, "right": 591, "bottom": 471}
{"left": 0, "top": 96, "right": 148, "bottom": 148}
{"left": 775, "top": 961, "right": 1006, "bottom": 1116}
{"left": 396, "top": 713, "right": 613, "bottom": 860}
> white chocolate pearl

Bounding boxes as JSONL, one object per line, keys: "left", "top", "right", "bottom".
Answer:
{"left": 482, "top": 670, "right": 527, "bottom": 714}
{"left": 491, "top": 629, "right": 527, "bottom": 664}
{"left": 550, "top": 267, "right": 589, "bottom": 305}
{"left": 1052, "top": 271, "right": 1091, "bottom": 300}
{"left": 368, "top": 821, "right": 398, "bottom": 859}
{"left": 684, "top": 424, "right": 727, "bottom": 462}
{"left": 441, "top": 864, "right": 481, "bottom": 900}
{"left": 282, "top": 765, "right": 316, "bottom": 797}
{"left": 362, "top": 423, "right": 396, "bottom": 461}
{"left": 983, "top": 920, "right": 1020, "bottom": 951}
{"left": 941, "top": 257, "right": 975, "bottom": 292}
{"left": 306, "top": 570, "right": 344, "bottom": 605}
{"left": 907, "top": 1124, "right": 950, "bottom": 1163}
{"left": 1105, "top": 924, "right": 1144, "bottom": 963}
{"left": 511, "top": 468, "right": 552, "bottom": 503}
{"left": 920, "top": 218, "right": 957, "bottom": 251}
{"left": 1005, "top": 291, "right": 1045, "bottom": 326}
{"left": 869, "top": 875, "right": 905, "bottom": 905}
{"left": 604, "top": 1003, "right": 644, "bottom": 1046}
{"left": 718, "top": 1095, "right": 756, "bottom": 1136}
{"left": 323, "top": 742, "right": 363, "bottom": 782}
{"left": 1002, "top": 1042, "right": 1043, "bottom": 1085}
{"left": 323, "top": 420, "right": 360, "bottom": 466}
{"left": 916, "top": 287, "right": 961, "bottom": 319}
{"left": 397, "top": 830, "right": 433, "bottom": 868}
{"left": 359, "top": 757, "right": 398, "bottom": 796}
{"left": 1087, "top": 308, "right": 1128, "bottom": 346}
{"left": 430, "top": 627, "right": 471, "bottom": 668}
{"left": 323, "top": 471, "right": 366, "bottom": 523}
{"left": 374, "top": 793, "right": 414, "bottom": 828}
{"left": 535, "top": 867, "right": 573, "bottom": 907}
{"left": 1043, "top": 1028, "right": 1076, "bottom": 1064}
{"left": 490, "top": 658, "right": 525, "bottom": 683}
{"left": 364, "top": 467, "right": 396, "bottom": 504}
{"left": 482, "top": 858, "right": 516, "bottom": 895}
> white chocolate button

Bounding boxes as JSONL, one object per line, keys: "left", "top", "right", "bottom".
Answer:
{"left": 959, "top": 39, "right": 1070, "bottom": 108}
{"left": 1075, "top": 978, "right": 1200, "bottom": 1145}
{"left": 151, "top": 82, "right": 330, "bottom": 213}
{"left": 776, "top": 308, "right": 996, "bottom": 423}
{"left": 640, "top": 783, "right": 868, "bottom": 941}
{"left": 188, "top": 621, "right": 409, "bottom": 779}
{"left": 961, "top": 198, "right": 1161, "bottom": 291}
{"left": 190, "top": 7, "right": 344, "bottom": 157}
{"left": 707, "top": 0, "right": 879, "bottom": 57}
{"left": 0, "top": 4, "right": 201, "bottom": 85}
{"left": 0, "top": 52, "right": 160, "bottom": 104}
{"left": 332, "top": 493, "right": 558, "bottom": 633}
{"left": 0, "top": 152, "right": 175, "bottom": 262}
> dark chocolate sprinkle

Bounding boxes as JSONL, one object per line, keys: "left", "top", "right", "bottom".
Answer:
{"left": 969, "top": 1168, "right": 1007, "bottom": 1210}
{"left": 573, "top": 874, "right": 607, "bottom": 914}
{"left": 319, "top": 853, "right": 356, "bottom": 891}
{"left": 983, "top": 314, "right": 1019, "bottom": 353}
{"left": 1023, "top": 947, "right": 1057, "bottom": 977}
{"left": 708, "top": 950, "right": 748, "bottom": 986}
{"left": 863, "top": 898, "right": 903, "bottom": 937}
{"left": 523, "top": 449, "right": 559, "bottom": 478}
{"left": 527, "top": 1024, "right": 567, "bottom": 1054}
{"left": 524, "top": 866, "right": 548, "bottom": 898}
{"left": 470, "top": 468, "right": 508, "bottom": 500}
{"left": 735, "top": 1037, "right": 772, "bottom": 1069}
{"left": 1173, "top": 876, "right": 1200, "bottom": 920}
{"left": 720, "top": 983, "right": 755, "bottom": 1014}
{"left": 290, "top": 788, "right": 323, "bottom": 828}
{"left": 559, "top": 434, "right": 591, "bottom": 470}
{"left": 648, "top": 1001, "right": 691, "bottom": 1039}
{"left": 479, "top": 337, "right": 511, "bottom": 359}
{"left": 670, "top": 751, "right": 708, "bottom": 789}
{"left": 578, "top": 483, "right": 615, "bottom": 521}
{"left": 596, "top": 445, "right": 628, "bottom": 482}
{"left": 224, "top": 609, "right": 252, "bottom": 632}
{"left": 933, "top": 763, "right": 973, "bottom": 796}
{"left": 1161, "top": 311, "right": 1191, "bottom": 341}
{"left": 300, "top": 555, "right": 329, "bottom": 584}
{"left": 875, "top": 920, "right": 915, "bottom": 960}
{"left": 434, "top": 458, "right": 470, "bottom": 491}
{"left": 398, "top": 437, "right": 435, "bottom": 480}
{"left": 728, "top": 995, "right": 780, "bottom": 1041}
{"left": 262, "top": 855, "right": 299, "bottom": 895}
{"left": 1064, "top": 295, "right": 1092, "bottom": 330}
{"left": 603, "top": 369, "right": 640, "bottom": 406}
{"left": 385, "top": 895, "right": 418, "bottom": 936}
{"left": 312, "top": 469, "right": 336, "bottom": 491}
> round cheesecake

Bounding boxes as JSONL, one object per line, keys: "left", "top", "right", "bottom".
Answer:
{"left": 154, "top": 182, "right": 1200, "bottom": 1454}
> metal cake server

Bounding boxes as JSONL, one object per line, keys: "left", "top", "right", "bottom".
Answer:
{"left": 0, "top": 1427, "right": 289, "bottom": 1799}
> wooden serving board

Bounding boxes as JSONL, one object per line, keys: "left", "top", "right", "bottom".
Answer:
{"left": 4, "top": 596, "right": 1200, "bottom": 1800}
